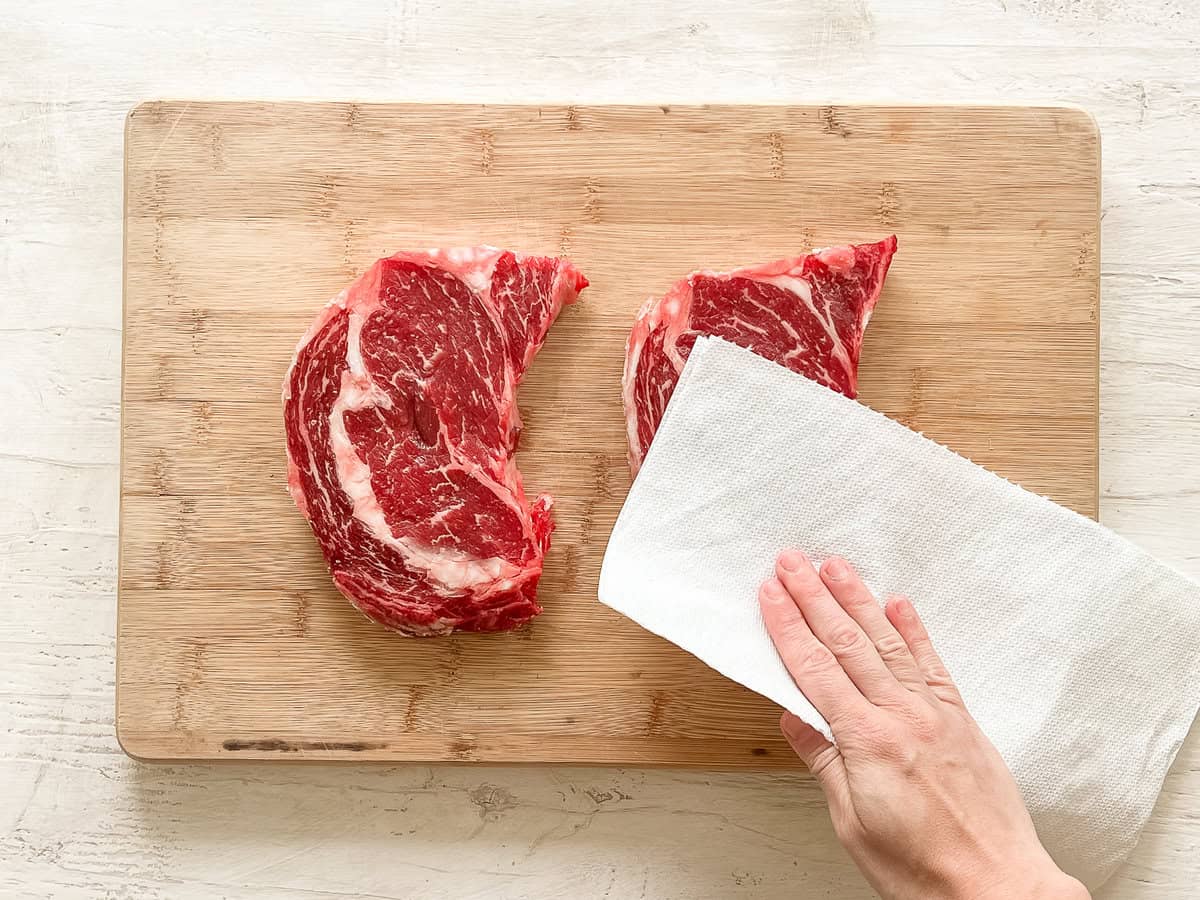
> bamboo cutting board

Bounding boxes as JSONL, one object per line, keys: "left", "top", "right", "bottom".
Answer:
{"left": 118, "top": 102, "right": 1099, "bottom": 766}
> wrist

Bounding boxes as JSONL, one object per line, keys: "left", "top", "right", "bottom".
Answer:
{"left": 1032, "top": 871, "right": 1090, "bottom": 900}
{"left": 964, "top": 864, "right": 1089, "bottom": 900}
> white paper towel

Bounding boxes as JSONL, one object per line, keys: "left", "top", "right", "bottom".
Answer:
{"left": 599, "top": 336, "right": 1200, "bottom": 888}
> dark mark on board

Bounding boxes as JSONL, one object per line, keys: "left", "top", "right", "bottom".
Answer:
{"left": 404, "top": 685, "right": 424, "bottom": 730}
{"left": 292, "top": 591, "right": 310, "bottom": 638}
{"left": 877, "top": 181, "right": 899, "bottom": 227}
{"left": 478, "top": 129, "right": 495, "bottom": 174}
{"left": 559, "top": 543, "right": 581, "bottom": 593}
{"left": 449, "top": 738, "right": 478, "bottom": 759}
{"left": 819, "top": 105, "right": 851, "bottom": 137}
{"left": 583, "top": 177, "right": 602, "bottom": 223}
{"left": 193, "top": 400, "right": 213, "bottom": 441}
{"left": 646, "top": 691, "right": 668, "bottom": 736}
{"left": 766, "top": 132, "right": 784, "bottom": 179}
{"left": 208, "top": 124, "right": 226, "bottom": 171}
{"left": 222, "top": 738, "right": 385, "bottom": 753}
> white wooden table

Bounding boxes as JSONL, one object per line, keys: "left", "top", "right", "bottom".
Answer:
{"left": 2, "top": 2, "right": 1198, "bottom": 897}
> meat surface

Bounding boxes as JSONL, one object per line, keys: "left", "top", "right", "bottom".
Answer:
{"left": 283, "top": 247, "right": 588, "bottom": 635}
{"left": 623, "top": 237, "right": 897, "bottom": 473}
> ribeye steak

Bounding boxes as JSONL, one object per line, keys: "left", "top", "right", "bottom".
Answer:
{"left": 283, "top": 247, "right": 588, "bottom": 635}
{"left": 623, "top": 237, "right": 897, "bottom": 472}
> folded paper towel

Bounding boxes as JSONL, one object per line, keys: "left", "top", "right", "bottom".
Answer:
{"left": 599, "top": 336, "right": 1200, "bottom": 888}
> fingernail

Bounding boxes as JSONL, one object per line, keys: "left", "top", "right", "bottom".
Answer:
{"left": 761, "top": 578, "right": 787, "bottom": 601}
{"left": 779, "top": 550, "right": 807, "bottom": 572}
{"left": 822, "top": 557, "right": 847, "bottom": 579}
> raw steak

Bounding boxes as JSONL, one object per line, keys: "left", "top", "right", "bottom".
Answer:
{"left": 623, "top": 236, "right": 897, "bottom": 473}
{"left": 283, "top": 247, "right": 588, "bottom": 635}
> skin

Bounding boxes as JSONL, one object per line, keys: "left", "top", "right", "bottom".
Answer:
{"left": 759, "top": 550, "right": 1091, "bottom": 900}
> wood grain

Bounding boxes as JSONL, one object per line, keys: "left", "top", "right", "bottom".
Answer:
{"left": 117, "top": 101, "right": 1100, "bottom": 766}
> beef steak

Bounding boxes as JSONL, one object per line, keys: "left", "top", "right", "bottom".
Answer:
{"left": 623, "top": 237, "right": 897, "bottom": 472}
{"left": 283, "top": 247, "right": 588, "bottom": 635}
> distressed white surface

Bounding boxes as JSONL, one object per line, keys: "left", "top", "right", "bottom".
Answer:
{"left": 1, "top": 1, "right": 1198, "bottom": 898}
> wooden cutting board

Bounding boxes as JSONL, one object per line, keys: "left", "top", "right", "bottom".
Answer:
{"left": 117, "top": 102, "right": 1099, "bottom": 766}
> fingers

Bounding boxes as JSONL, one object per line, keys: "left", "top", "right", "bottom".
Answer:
{"left": 819, "top": 557, "right": 930, "bottom": 695}
{"left": 774, "top": 551, "right": 906, "bottom": 706}
{"left": 780, "top": 712, "right": 851, "bottom": 808}
{"left": 759, "top": 578, "right": 873, "bottom": 726}
{"left": 886, "top": 596, "right": 963, "bottom": 704}
{"left": 780, "top": 712, "right": 835, "bottom": 767}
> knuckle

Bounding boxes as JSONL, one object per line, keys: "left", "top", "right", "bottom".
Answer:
{"left": 797, "top": 641, "right": 836, "bottom": 671}
{"left": 874, "top": 633, "right": 911, "bottom": 664}
{"left": 844, "top": 589, "right": 876, "bottom": 611}
{"left": 885, "top": 740, "right": 920, "bottom": 772}
{"left": 827, "top": 625, "right": 865, "bottom": 655}
{"left": 807, "top": 744, "right": 841, "bottom": 778}
{"left": 866, "top": 726, "right": 916, "bottom": 766}
{"left": 920, "top": 660, "right": 960, "bottom": 691}
{"left": 778, "top": 621, "right": 814, "bottom": 649}
{"left": 925, "top": 663, "right": 953, "bottom": 684}
{"left": 901, "top": 706, "right": 940, "bottom": 743}
{"left": 932, "top": 682, "right": 966, "bottom": 707}
{"left": 910, "top": 717, "right": 939, "bottom": 746}
{"left": 903, "top": 632, "right": 931, "bottom": 654}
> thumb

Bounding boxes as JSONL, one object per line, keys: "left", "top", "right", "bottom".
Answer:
{"left": 781, "top": 713, "right": 850, "bottom": 806}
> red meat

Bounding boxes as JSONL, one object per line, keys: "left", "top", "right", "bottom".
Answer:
{"left": 283, "top": 247, "right": 588, "bottom": 635}
{"left": 623, "top": 237, "right": 897, "bottom": 473}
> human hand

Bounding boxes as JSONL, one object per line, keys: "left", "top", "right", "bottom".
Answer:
{"left": 759, "top": 551, "right": 1090, "bottom": 900}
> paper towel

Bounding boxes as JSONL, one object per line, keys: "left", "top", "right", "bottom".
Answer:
{"left": 598, "top": 336, "right": 1200, "bottom": 888}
